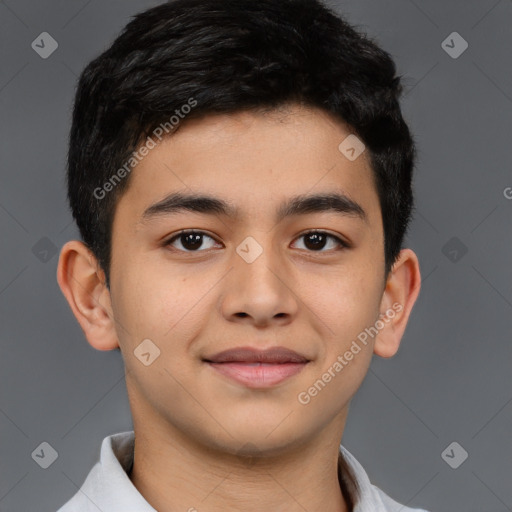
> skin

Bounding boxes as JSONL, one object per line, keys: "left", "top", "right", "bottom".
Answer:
{"left": 57, "top": 103, "right": 421, "bottom": 512}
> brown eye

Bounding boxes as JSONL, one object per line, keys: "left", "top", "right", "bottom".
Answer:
{"left": 293, "top": 231, "right": 348, "bottom": 252}
{"left": 165, "top": 231, "right": 219, "bottom": 252}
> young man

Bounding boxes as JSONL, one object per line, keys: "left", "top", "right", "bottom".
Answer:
{"left": 56, "top": 0, "right": 427, "bottom": 510}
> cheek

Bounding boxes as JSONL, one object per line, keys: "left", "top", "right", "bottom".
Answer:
{"left": 112, "top": 259, "right": 217, "bottom": 367}
{"left": 114, "top": 264, "right": 205, "bottom": 405}
{"left": 296, "top": 274, "right": 379, "bottom": 415}
{"left": 304, "top": 265, "right": 382, "bottom": 340}
{"left": 112, "top": 253, "right": 180, "bottom": 328}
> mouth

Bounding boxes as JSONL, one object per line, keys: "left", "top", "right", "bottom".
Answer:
{"left": 203, "top": 346, "right": 310, "bottom": 388}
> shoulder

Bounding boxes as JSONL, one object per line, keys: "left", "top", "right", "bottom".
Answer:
{"left": 373, "top": 484, "right": 431, "bottom": 512}
{"left": 339, "top": 444, "right": 430, "bottom": 512}
{"left": 55, "top": 462, "right": 103, "bottom": 512}
{"left": 55, "top": 431, "right": 157, "bottom": 511}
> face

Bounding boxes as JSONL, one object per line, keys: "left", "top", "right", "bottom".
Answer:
{"left": 108, "top": 104, "right": 388, "bottom": 455}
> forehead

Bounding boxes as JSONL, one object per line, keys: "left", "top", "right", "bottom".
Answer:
{"left": 114, "top": 105, "right": 381, "bottom": 229}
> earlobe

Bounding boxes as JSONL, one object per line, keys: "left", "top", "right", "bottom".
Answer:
{"left": 373, "top": 248, "right": 421, "bottom": 358}
{"left": 56, "top": 240, "right": 119, "bottom": 351}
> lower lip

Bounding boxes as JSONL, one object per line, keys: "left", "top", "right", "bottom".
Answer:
{"left": 206, "top": 362, "right": 308, "bottom": 388}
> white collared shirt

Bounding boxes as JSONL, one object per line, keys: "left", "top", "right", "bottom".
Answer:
{"left": 57, "top": 431, "right": 430, "bottom": 512}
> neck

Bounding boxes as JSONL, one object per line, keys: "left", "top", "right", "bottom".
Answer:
{"left": 129, "top": 436, "right": 351, "bottom": 512}
{"left": 125, "top": 378, "right": 355, "bottom": 512}
{"left": 127, "top": 417, "right": 355, "bottom": 512}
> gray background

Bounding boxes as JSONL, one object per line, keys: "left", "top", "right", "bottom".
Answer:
{"left": 1, "top": 0, "right": 511, "bottom": 511}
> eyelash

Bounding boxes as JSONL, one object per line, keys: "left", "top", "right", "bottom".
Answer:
{"left": 163, "top": 229, "right": 350, "bottom": 254}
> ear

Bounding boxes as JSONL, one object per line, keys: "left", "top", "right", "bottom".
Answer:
{"left": 373, "top": 248, "right": 421, "bottom": 358}
{"left": 56, "top": 240, "right": 119, "bottom": 351}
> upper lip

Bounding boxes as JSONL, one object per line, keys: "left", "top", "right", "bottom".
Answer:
{"left": 203, "top": 346, "right": 310, "bottom": 364}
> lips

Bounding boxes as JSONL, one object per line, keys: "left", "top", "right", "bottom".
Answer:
{"left": 203, "top": 346, "right": 310, "bottom": 388}
{"left": 203, "top": 346, "right": 309, "bottom": 364}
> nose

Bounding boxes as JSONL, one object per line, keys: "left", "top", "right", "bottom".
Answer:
{"left": 220, "top": 238, "right": 299, "bottom": 328}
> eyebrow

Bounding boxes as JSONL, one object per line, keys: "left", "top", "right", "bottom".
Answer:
{"left": 140, "top": 191, "right": 368, "bottom": 225}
